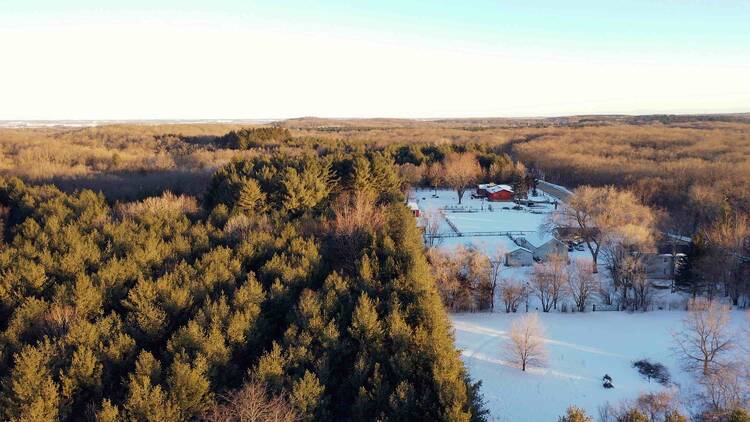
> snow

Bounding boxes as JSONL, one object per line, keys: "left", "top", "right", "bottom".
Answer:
{"left": 413, "top": 188, "right": 569, "bottom": 256}
{"left": 414, "top": 187, "right": 750, "bottom": 420}
{"left": 451, "top": 310, "right": 748, "bottom": 422}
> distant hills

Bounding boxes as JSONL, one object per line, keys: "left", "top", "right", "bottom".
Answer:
{"left": 2, "top": 113, "right": 748, "bottom": 129}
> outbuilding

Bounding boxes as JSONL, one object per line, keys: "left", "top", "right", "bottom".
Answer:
{"left": 533, "top": 238, "right": 569, "bottom": 262}
{"left": 514, "top": 237, "right": 537, "bottom": 252}
{"left": 407, "top": 201, "right": 420, "bottom": 217}
{"left": 505, "top": 247, "right": 534, "bottom": 267}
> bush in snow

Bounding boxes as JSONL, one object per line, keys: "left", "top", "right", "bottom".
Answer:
{"left": 633, "top": 359, "right": 671, "bottom": 385}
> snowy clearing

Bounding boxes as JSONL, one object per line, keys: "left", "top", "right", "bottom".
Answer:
{"left": 413, "top": 187, "right": 583, "bottom": 258}
{"left": 451, "top": 310, "right": 747, "bottom": 422}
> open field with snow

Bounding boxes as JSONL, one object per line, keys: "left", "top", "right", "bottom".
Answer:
{"left": 452, "top": 310, "right": 748, "bottom": 422}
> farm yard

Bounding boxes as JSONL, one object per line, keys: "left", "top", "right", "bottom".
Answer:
{"left": 412, "top": 187, "right": 581, "bottom": 257}
{"left": 416, "top": 184, "right": 748, "bottom": 421}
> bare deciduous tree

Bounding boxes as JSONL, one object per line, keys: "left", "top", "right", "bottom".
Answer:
{"left": 427, "top": 246, "right": 492, "bottom": 312}
{"left": 602, "top": 202, "right": 655, "bottom": 311}
{"left": 696, "top": 366, "right": 747, "bottom": 419}
{"left": 598, "top": 391, "right": 684, "bottom": 422}
{"left": 500, "top": 277, "right": 527, "bottom": 313}
{"left": 204, "top": 380, "right": 300, "bottom": 422}
{"left": 531, "top": 254, "right": 568, "bottom": 312}
{"left": 553, "top": 186, "right": 654, "bottom": 273}
{"left": 422, "top": 209, "right": 445, "bottom": 248}
{"left": 489, "top": 247, "right": 507, "bottom": 312}
{"left": 331, "top": 191, "right": 385, "bottom": 272}
{"left": 504, "top": 314, "right": 547, "bottom": 371}
{"left": 424, "top": 162, "right": 444, "bottom": 195}
{"left": 672, "top": 298, "right": 734, "bottom": 376}
{"left": 702, "top": 210, "right": 750, "bottom": 307}
{"left": 566, "top": 259, "right": 598, "bottom": 312}
{"left": 442, "top": 152, "right": 481, "bottom": 204}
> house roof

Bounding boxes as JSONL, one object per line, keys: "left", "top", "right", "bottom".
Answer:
{"left": 515, "top": 237, "right": 537, "bottom": 249}
{"left": 407, "top": 201, "right": 419, "bottom": 211}
{"left": 541, "top": 238, "right": 565, "bottom": 247}
{"left": 507, "top": 247, "right": 533, "bottom": 254}
{"left": 477, "top": 183, "right": 496, "bottom": 190}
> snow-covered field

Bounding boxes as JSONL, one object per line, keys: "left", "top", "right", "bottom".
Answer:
{"left": 413, "top": 187, "right": 580, "bottom": 257}
{"left": 452, "top": 310, "right": 747, "bottom": 421}
{"left": 416, "top": 187, "right": 746, "bottom": 421}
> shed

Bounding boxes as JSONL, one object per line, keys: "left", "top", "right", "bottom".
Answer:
{"left": 407, "top": 201, "right": 420, "bottom": 217}
{"left": 505, "top": 247, "right": 534, "bottom": 267}
{"left": 533, "top": 238, "right": 569, "bottom": 262}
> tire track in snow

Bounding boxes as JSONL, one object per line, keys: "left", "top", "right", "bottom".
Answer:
{"left": 460, "top": 350, "right": 597, "bottom": 381}
{"left": 453, "top": 319, "right": 629, "bottom": 359}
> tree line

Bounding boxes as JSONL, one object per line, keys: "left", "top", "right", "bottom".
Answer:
{"left": 0, "top": 147, "right": 486, "bottom": 421}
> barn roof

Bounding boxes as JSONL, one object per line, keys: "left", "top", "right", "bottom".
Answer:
{"left": 407, "top": 201, "right": 419, "bottom": 211}
{"left": 486, "top": 184, "right": 513, "bottom": 194}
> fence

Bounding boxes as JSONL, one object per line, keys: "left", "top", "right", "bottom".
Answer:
{"left": 428, "top": 230, "right": 536, "bottom": 239}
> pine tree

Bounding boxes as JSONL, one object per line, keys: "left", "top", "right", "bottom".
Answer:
{"left": 73, "top": 273, "right": 104, "bottom": 319}
{"left": 3, "top": 343, "right": 60, "bottom": 422}
{"left": 236, "top": 178, "right": 266, "bottom": 213}
{"left": 124, "top": 351, "right": 179, "bottom": 421}
{"left": 96, "top": 399, "right": 120, "bottom": 422}
{"left": 349, "top": 294, "right": 382, "bottom": 345}
{"left": 255, "top": 342, "right": 286, "bottom": 391}
{"left": 371, "top": 153, "right": 403, "bottom": 203}
{"left": 168, "top": 354, "right": 213, "bottom": 420}
{"left": 351, "top": 156, "right": 376, "bottom": 195}
{"left": 61, "top": 346, "right": 104, "bottom": 417}
{"left": 290, "top": 370, "right": 324, "bottom": 420}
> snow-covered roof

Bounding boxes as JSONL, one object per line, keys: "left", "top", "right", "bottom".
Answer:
{"left": 407, "top": 201, "right": 419, "bottom": 211}
{"left": 477, "top": 183, "right": 496, "bottom": 190}
{"left": 541, "top": 238, "right": 565, "bottom": 247}
{"left": 507, "top": 247, "right": 533, "bottom": 254}
{"left": 664, "top": 233, "right": 691, "bottom": 243}
{"left": 486, "top": 184, "right": 513, "bottom": 194}
{"left": 515, "top": 237, "right": 538, "bottom": 249}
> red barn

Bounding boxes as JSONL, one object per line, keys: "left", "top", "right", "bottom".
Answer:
{"left": 486, "top": 184, "right": 514, "bottom": 201}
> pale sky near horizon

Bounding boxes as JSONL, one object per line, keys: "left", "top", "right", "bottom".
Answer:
{"left": 1, "top": 0, "right": 749, "bottom": 120}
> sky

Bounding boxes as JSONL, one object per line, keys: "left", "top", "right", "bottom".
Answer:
{"left": 1, "top": 0, "right": 749, "bottom": 120}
